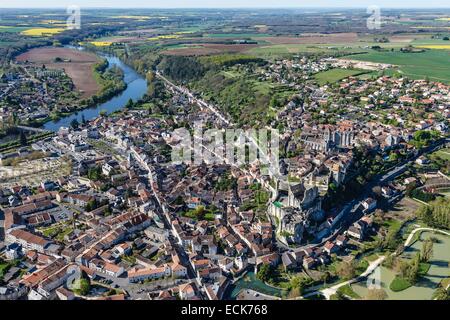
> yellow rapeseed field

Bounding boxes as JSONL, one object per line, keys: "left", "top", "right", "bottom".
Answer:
{"left": 39, "top": 19, "right": 65, "bottom": 24}
{"left": 89, "top": 41, "right": 113, "bottom": 47}
{"left": 112, "top": 15, "right": 151, "bottom": 20}
{"left": 148, "top": 34, "right": 181, "bottom": 41}
{"left": 416, "top": 45, "right": 450, "bottom": 49}
{"left": 21, "top": 27, "right": 65, "bottom": 36}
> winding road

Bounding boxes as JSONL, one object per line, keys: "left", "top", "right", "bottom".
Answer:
{"left": 316, "top": 256, "right": 386, "bottom": 300}
{"left": 404, "top": 227, "right": 450, "bottom": 247}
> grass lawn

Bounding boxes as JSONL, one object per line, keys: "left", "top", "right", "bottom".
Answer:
{"left": 442, "top": 278, "right": 450, "bottom": 289}
{"left": 389, "top": 264, "right": 430, "bottom": 292}
{"left": 433, "top": 148, "right": 450, "bottom": 161}
{"left": 0, "top": 262, "right": 10, "bottom": 277}
{"left": 365, "top": 253, "right": 380, "bottom": 262}
{"left": 39, "top": 223, "right": 73, "bottom": 241}
{"left": 390, "top": 276, "right": 412, "bottom": 292}
{"left": 418, "top": 263, "right": 431, "bottom": 276}
{"left": 314, "top": 68, "right": 367, "bottom": 85}
{"left": 337, "top": 284, "right": 361, "bottom": 299}
{"left": 356, "top": 259, "right": 370, "bottom": 275}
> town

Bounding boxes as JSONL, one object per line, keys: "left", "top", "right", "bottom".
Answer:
{"left": 0, "top": 6, "right": 449, "bottom": 302}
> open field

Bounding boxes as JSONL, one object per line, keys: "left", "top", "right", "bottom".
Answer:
{"left": 433, "top": 148, "right": 450, "bottom": 161}
{"left": 89, "top": 41, "right": 114, "bottom": 47}
{"left": 203, "top": 33, "right": 271, "bottom": 38}
{"left": 259, "top": 33, "right": 358, "bottom": 44}
{"left": 161, "top": 43, "right": 259, "bottom": 56}
{"left": 16, "top": 47, "right": 101, "bottom": 97}
{"left": 343, "top": 49, "right": 450, "bottom": 83}
{"left": 0, "top": 157, "right": 72, "bottom": 188}
{"left": 0, "top": 26, "right": 30, "bottom": 33}
{"left": 89, "top": 35, "right": 145, "bottom": 44}
{"left": 314, "top": 68, "right": 368, "bottom": 85}
{"left": 416, "top": 45, "right": 450, "bottom": 50}
{"left": 21, "top": 27, "right": 65, "bottom": 36}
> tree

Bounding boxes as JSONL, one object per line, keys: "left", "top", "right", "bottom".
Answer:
{"left": 70, "top": 118, "right": 79, "bottom": 130}
{"left": 394, "top": 259, "right": 410, "bottom": 278}
{"left": 336, "top": 261, "right": 356, "bottom": 280}
{"left": 287, "top": 286, "right": 302, "bottom": 299}
{"left": 192, "top": 206, "right": 206, "bottom": 219}
{"left": 330, "top": 290, "right": 347, "bottom": 300}
{"left": 85, "top": 199, "right": 98, "bottom": 212}
{"left": 374, "top": 209, "right": 384, "bottom": 225}
{"left": 365, "top": 288, "right": 388, "bottom": 300}
{"left": 432, "top": 286, "right": 449, "bottom": 300}
{"left": 256, "top": 263, "right": 273, "bottom": 282}
{"left": 321, "top": 271, "right": 332, "bottom": 285}
{"left": 125, "top": 98, "right": 134, "bottom": 109}
{"left": 421, "top": 238, "right": 434, "bottom": 262}
{"left": 19, "top": 130, "right": 27, "bottom": 146}
{"left": 406, "top": 253, "right": 420, "bottom": 285}
{"left": 372, "top": 186, "right": 382, "bottom": 198}
{"left": 74, "top": 278, "right": 91, "bottom": 296}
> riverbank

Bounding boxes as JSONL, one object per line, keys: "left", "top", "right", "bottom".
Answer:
{"left": 43, "top": 51, "right": 147, "bottom": 131}
{"left": 11, "top": 45, "right": 146, "bottom": 133}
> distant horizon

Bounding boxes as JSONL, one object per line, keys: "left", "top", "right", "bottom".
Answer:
{"left": 2, "top": 6, "right": 450, "bottom": 8}
{"left": 2, "top": 0, "right": 450, "bottom": 10}
{"left": 2, "top": 6, "right": 450, "bottom": 10}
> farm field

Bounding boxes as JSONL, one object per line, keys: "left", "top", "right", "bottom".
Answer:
{"left": 21, "top": 27, "right": 65, "bottom": 36}
{"left": 259, "top": 32, "right": 358, "bottom": 44}
{"left": 343, "top": 49, "right": 450, "bottom": 83}
{"left": 416, "top": 45, "right": 450, "bottom": 50}
{"left": 0, "top": 26, "right": 30, "bottom": 33}
{"left": 16, "top": 47, "right": 101, "bottom": 98}
{"left": 161, "top": 43, "right": 259, "bottom": 56}
{"left": 203, "top": 33, "right": 271, "bottom": 38}
{"left": 247, "top": 44, "right": 365, "bottom": 57}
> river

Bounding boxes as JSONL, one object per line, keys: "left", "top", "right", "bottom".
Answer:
{"left": 43, "top": 48, "right": 147, "bottom": 132}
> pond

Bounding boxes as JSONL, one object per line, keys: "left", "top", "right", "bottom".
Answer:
{"left": 223, "top": 272, "right": 284, "bottom": 300}
{"left": 351, "top": 231, "right": 450, "bottom": 300}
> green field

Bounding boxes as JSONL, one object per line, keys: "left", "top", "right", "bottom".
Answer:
{"left": 314, "top": 68, "right": 367, "bottom": 85}
{"left": 433, "top": 148, "right": 450, "bottom": 161}
{"left": 344, "top": 49, "right": 450, "bottom": 83}
{"left": 203, "top": 33, "right": 270, "bottom": 38}
{"left": 0, "top": 26, "right": 30, "bottom": 33}
{"left": 247, "top": 44, "right": 365, "bottom": 57}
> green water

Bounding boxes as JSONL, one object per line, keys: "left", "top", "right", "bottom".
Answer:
{"left": 225, "top": 272, "right": 284, "bottom": 300}
{"left": 352, "top": 231, "right": 450, "bottom": 300}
